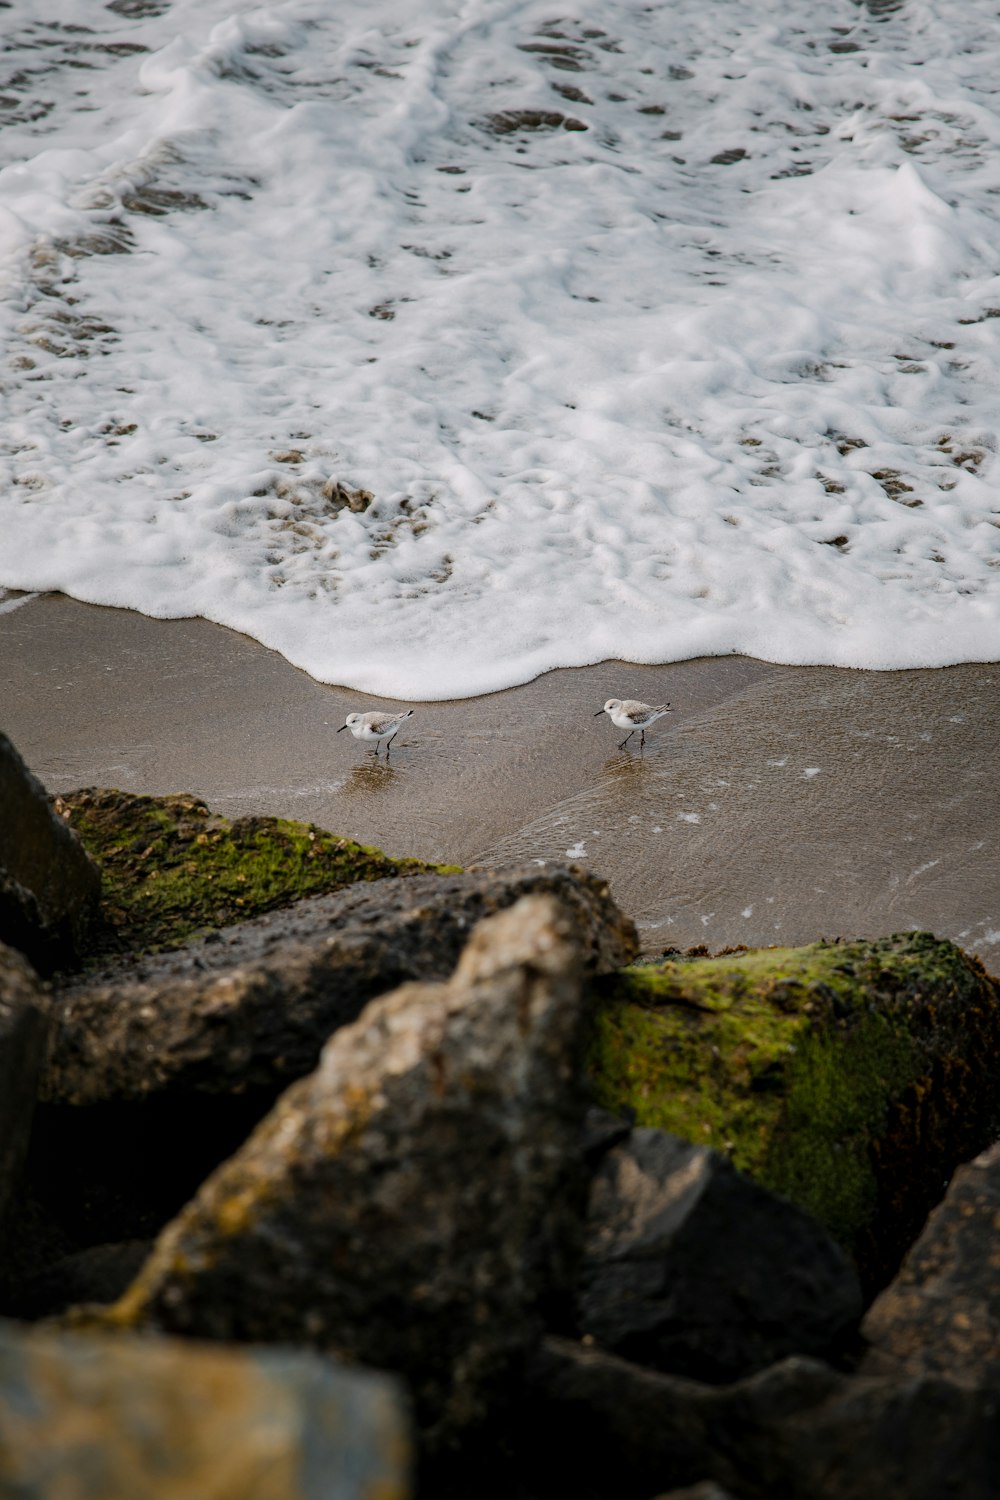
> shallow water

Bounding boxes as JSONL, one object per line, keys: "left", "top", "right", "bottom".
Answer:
{"left": 479, "top": 662, "right": 1000, "bottom": 963}
{"left": 1, "top": 0, "right": 1000, "bottom": 696}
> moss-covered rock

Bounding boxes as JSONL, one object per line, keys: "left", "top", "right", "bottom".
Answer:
{"left": 58, "top": 788, "right": 452, "bottom": 960}
{"left": 585, "top": 933, "right": 1000, "bottom": 1290}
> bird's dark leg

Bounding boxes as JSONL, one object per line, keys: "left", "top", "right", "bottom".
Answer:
{"left": 640, "top": 728, "right": 645, "bottom": 749}
{"left": 386, "top": 731, "right": 398, "bottom": 758}
{"left": 618, "top": 730, "right": 634, "bottom": 750}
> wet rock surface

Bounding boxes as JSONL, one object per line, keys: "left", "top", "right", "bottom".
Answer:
{"left": 45, "top": 864, "right": 636, "bottom": 1105}
{"left": 107, "top": 896, "right": 591, "bottom": 1457}
{"left": 577, "top": 1128, "right": 862, "bottom": 1382}
{"left": 0, "top": 734, "right": 100, "bottom": 971}
{"left": 862, "top": 1140, "right": 1000, "bottom": 1384}
{"left": 0, "top": 1317, "right": 409, "bottom": 1500}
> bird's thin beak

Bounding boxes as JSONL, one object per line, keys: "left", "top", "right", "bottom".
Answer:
{"left": 593, "top": 709, "right": 605, "bottom": 717}
{"left": 337, "top": 724, "right": 348, "bottom": 732}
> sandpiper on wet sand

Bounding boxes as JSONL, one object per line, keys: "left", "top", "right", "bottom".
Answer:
{"left": 595, "top": 698, "right": 672, "bottom": 750}
{"left": 338, "top": 709, "right": 414, "bottom": 758}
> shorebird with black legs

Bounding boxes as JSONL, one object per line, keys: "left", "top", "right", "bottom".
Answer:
{"left": 338, "top": 708, "right": 413, "bottom": 758}
{"left": 595, "top": 698, "right": 672, "bottom": 750}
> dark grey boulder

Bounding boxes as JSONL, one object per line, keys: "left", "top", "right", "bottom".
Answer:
{"left": 521, "top": 1338, "right": 833, "bottom": 1499}
{"left": 862, "top": 1140, "right": 1000, "bottom": 1384}
{"left": 577, "top": 1129, "right": 862, "bottom": 1382}
{"left": 44, "top": 863, "right": 636, "bottom": 1105}
{"left": 520, "top": 1336, "right": 1000, "bottom": 1500}
{"left": 0, "top": 942, "right": 50, "bottom": 1234}
{"left": 108, "top": 896, "right": 591, "bottom": 1456}
{"left": 0, "top": 734, "right": 100, "bottom": 972}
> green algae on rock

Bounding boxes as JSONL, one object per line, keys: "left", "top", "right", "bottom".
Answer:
{"left": 57, "top": 788, "right": 451, "bottom": 960}
{"left": 585, "top": 933, "right": 1000, "bottom": 1291}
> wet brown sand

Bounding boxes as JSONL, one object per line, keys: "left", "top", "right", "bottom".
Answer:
{"left": 2, "top": 594, "right": 998, "bottom": 970}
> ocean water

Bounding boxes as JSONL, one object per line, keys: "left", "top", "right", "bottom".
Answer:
{"left": 1, "top": 0, "right": 999, "bottom": 698}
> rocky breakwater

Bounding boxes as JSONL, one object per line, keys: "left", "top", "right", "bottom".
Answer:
{"left": 2, "top": 731, "right": 1000, "bottom": 1497}
{"left": 20, "top": 861, "right": 634, "bottom": 1299}
{"left": 103, "top": 895, "right": 595, "bottom": 1463}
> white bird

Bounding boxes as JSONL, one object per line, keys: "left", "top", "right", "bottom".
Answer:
{"left": 337, "top": 708, "right": 414, "bottom": 757}
{"left": 594, "top": 698, "right": 672, "bottom": 750}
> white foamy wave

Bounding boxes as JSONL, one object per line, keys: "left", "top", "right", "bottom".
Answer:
{"left": 1, "top": 0, "right": 999, "bottom": 697}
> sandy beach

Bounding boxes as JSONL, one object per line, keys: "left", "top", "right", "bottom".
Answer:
{"left": 2, "top": 593, "right": 998, "bottom": 971}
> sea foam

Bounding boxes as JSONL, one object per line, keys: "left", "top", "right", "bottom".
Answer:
{"left": 1, "top": 0, "right": 999, "bottom": 697}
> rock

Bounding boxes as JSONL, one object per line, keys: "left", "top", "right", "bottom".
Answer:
{"left": 0, "top": 1318, "right": 409, "bottom": 1499}
{"left": 520, "top": 1337, "right": 1000, "bottom": 1500}
{"left": 44, "top": 864, "right": 635, "bottom": 1105}
{"left": 6, "top": 867, "right": 630, "bottom": 1310}
{"left": 0, "top": 735, "right": 100, "bottom": 971}
{"left": 775, "top": 1367, "right": 1000, "bottom": 1500}
{"left": 57, "top": 786, "right": 443, "bottom": 962}
{"left": 105, "top": 896, "right": 591, "bottom": 1455}
{"left": 577, "top": 1129, "right": 862, "bottom": 1382}
{"left": 520, "top": 1338, "right": 831, "bottom": 1498}
{"left": 586, "top": 933, "right": 1000, "bottom": 1290}
{"left": 0, "top": 943, "right": 50, "bottom": 1234}
{"left": 861, "top": 1140, "right": 1000, "bottom": 1383}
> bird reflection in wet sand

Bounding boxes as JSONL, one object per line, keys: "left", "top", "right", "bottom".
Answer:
{"left": 344, "top": 759, "right": 399, "bottom": 795}
{"left": 602, "top": 749, "right": 653, "bottom": 785}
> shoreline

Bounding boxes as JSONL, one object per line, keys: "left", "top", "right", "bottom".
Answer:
{"left": 2, "top": 593, "right": 998, "bottom": 970}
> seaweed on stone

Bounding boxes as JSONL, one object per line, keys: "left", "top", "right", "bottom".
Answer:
{"left": 585, "top": 933, "right": 1000, "bottom": 1291}
{"left": 56, "top": 788, "right": 453, "bottom": 962}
